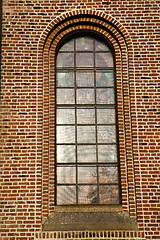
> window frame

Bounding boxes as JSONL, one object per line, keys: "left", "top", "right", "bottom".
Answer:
{"left": 41, "top": 15, "right": 138, "bottom": 224}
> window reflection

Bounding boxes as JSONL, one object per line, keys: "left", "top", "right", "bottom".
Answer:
{"left": 56, "top": 35, "right": 119, "bottom": 205}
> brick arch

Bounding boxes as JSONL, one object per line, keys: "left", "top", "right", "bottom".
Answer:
{"left": 38, "top": 9, "right": 133, "bottom": 51}
{"left": 39, "top": 13, "right": 137, "bottom": 222}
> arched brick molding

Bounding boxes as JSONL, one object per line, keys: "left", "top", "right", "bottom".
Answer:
{"left": 37, "top": 11, "right": 138, "bottom": 228}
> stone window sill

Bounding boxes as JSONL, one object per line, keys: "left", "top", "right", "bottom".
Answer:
{"left": 42, "top": 205, "right": 138, "bottom": 231}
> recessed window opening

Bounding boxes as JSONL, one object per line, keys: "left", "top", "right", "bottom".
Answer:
{"left": 55, "top": 34, "right": 120, "bottom": 205}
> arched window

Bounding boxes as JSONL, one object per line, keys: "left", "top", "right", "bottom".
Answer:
{"left": 55, "top": 34, "right": 120, "bottom": 205}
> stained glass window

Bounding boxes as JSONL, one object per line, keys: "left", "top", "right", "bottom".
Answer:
{"left": 56, "top": 35, "right": 120, "bottom": 205}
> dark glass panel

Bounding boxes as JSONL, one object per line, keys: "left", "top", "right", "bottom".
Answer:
{"left": 97, "top": 108, "right": 115, "bottom": 124}
{"left": 78, "top": 166, "right": 97, "bottom": 184}
{"left": 57, "top": 107, "right": 75, "bottom": 124}
{"left": 56, "top": 70, "right": 74, "bottom": 87}
{"left": 57, "top": 166, "right": 76, "bottom": 184}
{"left": 99, "top": 166, "right": 118, "bottom": 184}
{"left": 96, "top": 70, "right": 114, "bottom": 87}
{"left": 77, "top": 89, "right": 95, "bottom": 104}
{"left": 98, "top": 145, "right": 117, "bottom": 163}
{"left": 78, "top": 185, "right": 98, "bottom": 204}
{"left": 77, "top": 126, "right": 96, "bottom": 143}
{"left": 59, "top": 39, "right": 74, "bottom": 52}
{"left": 57, "top": 145, "right": 76, "bottom": 163}
{"left": 95, "top": 39, "right": 109, "bottom": 52}
{"left": 76, "top": 37, "right": 93, "bottom": 51}
{"left": 57, "top": 186, "right": 76, "bottom": 205}
{"left": 99, "top": 185, "right": 119, "bottom": 204}
{"left": 76, "top": 53, "right": 94, "bottom": 67}
{"left": 76, "top": 71, "right": 94, "bottom": 87}
{"left": 96, "top": 88, "right": 115, "bottom": 104}
{"left": 97, "top": 126, "right": 116, "bottom": 143}
{"left": 77, "top": 107, "right": 95, "bottom": 124}
{"left": 77, "top": 145, "right": 96, "bottom": 163}
{"left": 56, "top": 89, "right": 75, "bottom": 104}
{"left": 57, "top": 52, "right": 74, "bottom": 68}
{"left": 56, "top": 126, "right": 75, "bottom": 143}
{"left": 95, "top": 52, "right": 113, "bottom": 67}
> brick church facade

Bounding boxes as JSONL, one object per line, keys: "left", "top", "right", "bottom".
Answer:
{"left": 0, "top": 1, "right": 160, "bottom": 239}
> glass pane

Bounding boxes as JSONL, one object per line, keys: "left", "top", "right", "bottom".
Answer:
{"left": 99, "top": 166, "right": 118, "bottom": 184}
{"left": 57, "top": 145, "right": 76, "bottom": 163}
{"left": 57, "top": 166, "right": 76, "bottom": 184}
{"left": 57, "top": 186, "right": 76, "bottom": 205}
{"left": 57, "top": 52, "right": 74, "bottom": 68}
{"left": 56, "top": 70, "right": 74, "bottom": 87}
{"left": 77, "top": 108, "right": 95, "bottom": 124}
{"left": 97, "top": 126, "right": 116, "bottom": 143}
{"left": 57, "top": 126, "right": 75, "bottom": 143}
{"left": 76, "top": 36, "right": 94, "bottom": 51}
{"left": 57, "top": 108, "right": 75, "bottom": 124}
{"left": 77, "top": 145, "right": 96, "bottom": 163}
{"left": 56, "top": 89, "right": 75, "bottom": 104}
{"left": 95, "top": 52, "right": 113, "bottom": 67}
{"left": 99, "top": 185, "right": 119, "bottom": 204}
{"left": 98, "top": 145, "right": 117, "bottom": 163}
{"left": 96, "top": 88, "right": 115, "bottom": 104}
{"left": 76, "top": 53, "right": 94, "bottom": 67}
{"left": 96, "top": 70, "right": 114, "bottom": 87}
{"left": 77, "top": 89, "right": 95, "bottom": 104}
{"left": 77, "top": 126, "right": 96, "bottom": 143}
{"left": 78, "top": 185, "right": 98, "bottom": 204}
{"left": 76, "top": 71, "right": 94, "bottom": 87}
{"left": 59, "top": 39, "right": 74, "bottom": 52}
{"left": 78, "top": 166, "right": 97, "bottom": 184}
{"left": 97, "top": 108, "right": 115, "bottom": 124}
{"left": 95, "top": 40, "right": 109, "bottom": 52}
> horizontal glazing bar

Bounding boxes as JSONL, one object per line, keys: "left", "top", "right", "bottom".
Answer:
{"left": 56, "top": 163, "right": 118, "bottom": 166}
{"left": 57, "top": 183, "right": 119, "bottom": 186}
{"left": 56, "top": 124, "right": 116, "bottom": 126}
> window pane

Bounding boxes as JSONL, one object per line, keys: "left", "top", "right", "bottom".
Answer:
{"left": 97, "top": 126, "right": 116, "bottom": 143}
{"left": 95, "top": 40, "right": 109, "bottom": 52}
{"left": 57, "top": 166, "right": 76, "bottom": 184}
{"left": 76, "top": 53, "right": 94, "bottom": 67}
{"left": 56, "top": 70, "right": 74, "bottom": 87}
{"left": 57, "top": 52, "right": 74, "bottom": 68}
{"left": 76, "top": 71, "right": 94, "bottom": 87}
{"left": 78, "top": 185, "right": 98, "bottom": 204}
{"left": 95, "top": 52, "right": 113, "bottom": 67}
{"left": 96, "top": 70, "right": 114, "bottom": 87}
{"left": 77, "top": 108, "right": 95, "bottom": 124}
{"left": 57, "top": 145, "right": 76, "bottom": 163}
{"left": 97, "top": 108, "right": 115, "bottom": 124}
{"left": 76, "top": 37, "right": 94, "bottom": 51}
{"left": 57, "top": 108, "right": 75, "bottom": 124}
{"left": 99, "top": 166, "right": 118, "bottom": 184}
{"left": 77, "top": 89, "right": 95, "bottom": 104}
{"left": 77, "top": 145, "right": 96, "bottom": 163}
{"left": 56, "top": 89, "right": 75, "bottom": 104}
{"left": 59, "top": 39, "right": 74, "bottom": 52}
{"left": 77, "top": 126, "right": 96, "bottom": 143}
{"left": 57, "top": 126, "right": 75, "bottom": 143}
{"left": 78, "top": 166, "right": 97, "bottom": 184}
{"left": 98, "top": 145, "right": 117, "bottom": 163}
{"left": 99, "top": 185, "right": 119, "bottom": 204}
{"left": 96, "top": 88, "right": 115, "bottom": 104}
{"left": 57, "top": 186, "right": 76, "bottom": 205}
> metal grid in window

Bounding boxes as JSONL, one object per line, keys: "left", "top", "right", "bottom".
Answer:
{"left": 56, "top": 35, "right": 120, "bottom": 205}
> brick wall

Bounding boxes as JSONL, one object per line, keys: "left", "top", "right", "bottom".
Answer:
{"left": 0, "top": 0, "right": 160, "bottom": 239}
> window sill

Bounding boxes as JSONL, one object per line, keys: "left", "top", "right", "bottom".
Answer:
{"left": 42, "top": 205, "right": 138, "bottom": 231}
